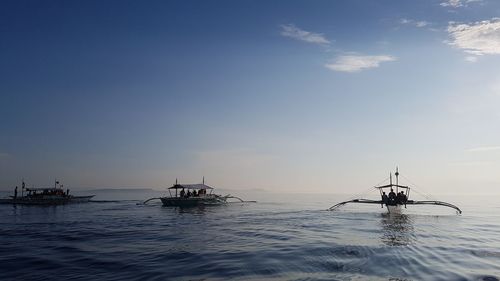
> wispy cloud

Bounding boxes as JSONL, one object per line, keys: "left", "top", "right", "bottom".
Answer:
{"left": 466, "top": 146, "right": 500, "bottom": 152}
{"left": 441, "top": 0, "right": 463, "bottom": 7}
{"left": 440, "top": 0, "right": 482, "bottom": 8}
{"left": 280, "top": 24, "right": 395, "bottom": 74}
{"left": 400, "top": 18, "right": 430, "bottom": 28}
{"left": 280, "top": 24, "right": 330, "bottom": 45}
{"left": 325, "top": 55, "right": 396, "bottom": 73}
{"left": 450, "top": 160, "right": 494, "bottom": 166}
{"left": 447, "top": 19, "right": 500, "bottom": 56}
{"left": 464, "top": 56, "right": 478, "bottom": 62}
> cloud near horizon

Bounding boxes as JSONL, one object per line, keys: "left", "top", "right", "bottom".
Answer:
{"left": 325, "top": 55, "right": 397, "bottom": 73}
{"left": 466, "top": 146, "right": 500, "bottom": 152}
{"left": 280, "top": 24, "right": 330, "bottom": 45}
{"left": 447, "top": 19, "right": 500, "bottom": 56}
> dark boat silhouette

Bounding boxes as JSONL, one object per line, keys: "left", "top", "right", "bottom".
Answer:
{"left": 0, "top": 180, "right": 94, "bottom": 205}
{"left": 328, "top": 168, "right": 462, "bottom": 214}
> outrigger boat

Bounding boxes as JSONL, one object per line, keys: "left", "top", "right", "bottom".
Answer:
{"left": 0, "top": 180, "right": 94, "bottom": 205}
{"left": 143, "top": 178, "right": 253, "bottom": 207}
{"left": 328, "top": 168, "right": 462, "bottom": 214}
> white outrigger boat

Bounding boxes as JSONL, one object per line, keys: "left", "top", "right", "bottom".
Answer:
{"left": 143, "top": 179, "right": 253, "bottom": 207}
{"left": 0, "top": 180, "right": 94, "bottom": 205}
{"left": 328, "top": 168, "right": 462, "bottom": 214}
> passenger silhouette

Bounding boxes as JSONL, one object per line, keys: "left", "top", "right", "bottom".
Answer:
{"left": 381, "top": 192, "right": 388, "bottom": 208}
{"left": 388, "top": 189, "right": 396, "bottom": 204}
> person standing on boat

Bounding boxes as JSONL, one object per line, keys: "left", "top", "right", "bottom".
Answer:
{"left": 396, "top": 191, "right": 403, "bottom": 205}
{"left": 381, "top": 192, "right": 388, "bottom": 208}
{"left": 14, "top": 186, "right": 18, "bottom": 199}
{"left": 180, "top": 188, "right": 185, "bottom": 198}
{"left": 400, "top": 191, "right": 407, "bottom": 205}
{"left": 388, "top": 189, "right": 396, "bottom": 204}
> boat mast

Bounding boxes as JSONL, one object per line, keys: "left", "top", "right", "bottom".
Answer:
{"left": 395, "top": 167, "right": 399, "bottom": 194}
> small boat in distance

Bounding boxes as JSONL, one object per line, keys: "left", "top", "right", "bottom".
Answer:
{"left": 143, "top": 178, "right": 253, "bottom": 207}
{"left": 0, "top": 180, "right": 94, "bottom": 205}
{"left": 328, "top": 168, "right": 462, "bottom": 214}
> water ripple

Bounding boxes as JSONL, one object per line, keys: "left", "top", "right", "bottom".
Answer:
{"left": 1, "top": 195, "right": 499, "bottom": 280}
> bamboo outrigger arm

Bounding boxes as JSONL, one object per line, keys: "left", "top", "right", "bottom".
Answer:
{"left": 328, "top": 199, "right": 382, "bottom": 211}
{"left": 328, "top": 199, "right": 462, "bottom": 214}
{"left": 141, "top": 195, "right": 256, "bottom": 205}
{"left": 142, "top": 197, "right": 161, "bottom": 204}
{"left": 224, "top": 195, "right": 257, "bottom": 203}
{"left": 405, "top": 200, "right": 462, "bottom": 214}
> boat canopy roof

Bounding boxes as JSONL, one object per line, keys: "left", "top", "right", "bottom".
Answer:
{"left": 168, "top": 184, "right": 214, "bottom": 190}
{"left": 374, "top": 184, "right": 410, "bottom": 190}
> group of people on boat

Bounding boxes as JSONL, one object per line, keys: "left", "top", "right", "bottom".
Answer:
{"left": 179, "top": 188, "right": 206, "bottom": 198}
{"left": 15, "top": 187, "right": 71, "bottom": 198}
{"left": 381, "top": 189, "right": 407, "bottom": 206}
{"left": 12, "top": 178, "right": 72, "bottom": 199}
{"left": 1, "top": 180, "right": 96, "bottom": 205}
{"left": 34, "top": 189, "right": 70, "bottom": 197}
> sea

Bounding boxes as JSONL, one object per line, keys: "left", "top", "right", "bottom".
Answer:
{"left": 1, "top": 189, "right": 499, "bottom": 281}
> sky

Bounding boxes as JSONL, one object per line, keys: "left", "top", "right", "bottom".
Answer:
{"left": 1, "top": 0, "right": 500, "bottom": 194}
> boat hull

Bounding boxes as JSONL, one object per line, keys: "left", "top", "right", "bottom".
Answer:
{"left": 0, "top": 195, "right": 94, "bottom": 205}
{"left": 160, "top": 196, "right": 226, "bottom": 207}
{"left": 386, "top": 204, "right": 402, "bottom": 213}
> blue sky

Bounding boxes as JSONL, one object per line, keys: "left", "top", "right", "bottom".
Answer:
{"left": 1, "top": 0, "right": 500, "bottom": 193}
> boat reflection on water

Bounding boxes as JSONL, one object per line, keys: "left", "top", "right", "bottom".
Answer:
{"left": 162, "top": 204, "right": 226, "bottom": 216}
{"left": 171, "top": 205, "right": 211, "bottom": 215}
{"left": 379, "top": 212, "right": 415, "bottom": 246}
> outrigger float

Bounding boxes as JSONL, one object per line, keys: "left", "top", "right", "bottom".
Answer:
{"left": 0, "top": 180, "right": 94, "bottom": 205}
{"left": 143, "top": 178, "right": 255, "bottom": 207}
{"left": 328, "top": 168, "right": 462, "bottom": 214}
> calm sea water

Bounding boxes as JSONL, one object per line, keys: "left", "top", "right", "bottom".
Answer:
{"left": 1, "top": 190, "right": 499, "bottom": 281}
